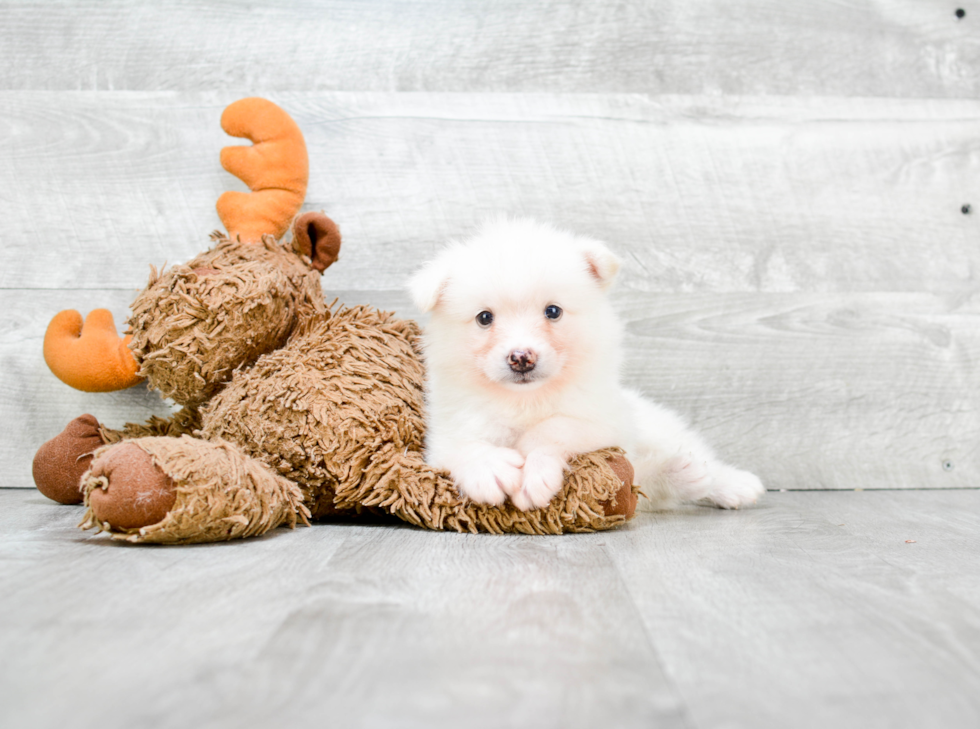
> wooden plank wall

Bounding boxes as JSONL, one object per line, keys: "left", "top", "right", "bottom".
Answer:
{"left": 1, "top": 1, "right": 978, "bottom": 490}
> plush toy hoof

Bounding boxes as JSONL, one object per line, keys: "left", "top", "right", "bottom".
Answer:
{"left": 600, "top": 455, "right": 638, "bottom": 519}
{"left": 32, "top": 414, "right": 106, "bottom": 504}
{"left": 87, "top": 443, "right": 176, "bottom": 529}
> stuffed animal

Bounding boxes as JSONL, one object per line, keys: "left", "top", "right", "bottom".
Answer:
{"left": 31, "top": 98, "right": 638, "bottom": 544}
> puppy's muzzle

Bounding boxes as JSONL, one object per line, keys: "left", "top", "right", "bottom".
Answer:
{"left": 507, "top": 349, "right": 537, "bottom": 374}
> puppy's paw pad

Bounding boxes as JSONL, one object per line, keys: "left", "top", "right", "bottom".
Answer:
{"left": 513, "top": 452, "right": 566, "bottom": 511}
{"left": 705, "top": 467, "right": 765, "bottom": 510}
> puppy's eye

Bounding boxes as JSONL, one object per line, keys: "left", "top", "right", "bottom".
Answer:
{"left": 544, "top": 305, "right": 563, "bottom": 321}
{"left": 476, "top": 310, "right": 494, "bottom": 328}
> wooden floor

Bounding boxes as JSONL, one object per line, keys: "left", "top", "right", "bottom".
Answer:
{"left": 2, "top": 488, "right": 979, "bottom": 729}
{"left": 3, "top": 2, "right": 980, "bottom": 727}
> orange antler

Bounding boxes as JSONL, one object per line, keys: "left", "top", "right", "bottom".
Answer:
{"left": 216, "top": 98, "right": 309, "bottom": 242}
{"left": 43, "top": 310, "right": 142, "bottom": 392}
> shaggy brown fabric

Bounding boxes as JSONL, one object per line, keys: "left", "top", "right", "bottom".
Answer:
{"left": 79, "top": 436, "right": 308, "bottom": 544}
{"left": 199, "top": 306, "right": 425, "bottom": 513}
{"left": 32, "top": 414, "right": 106, "bottom": 504}
{"left": 340, "top": 446, "right": 639, "bottom": 535}
{"left": 127, "top": 233, "right": 325, "bottom": 407}
{"left": 99, "top": 407, "right": 203, "bottom": 445}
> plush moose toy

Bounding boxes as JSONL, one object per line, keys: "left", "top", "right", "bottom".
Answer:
{"left": 32, "top": 98, "right": 638, "bottom": 544}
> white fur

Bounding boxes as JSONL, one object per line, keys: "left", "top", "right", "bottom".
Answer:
{"left": 409, "top": 218, "right": 764, "bottom": 511}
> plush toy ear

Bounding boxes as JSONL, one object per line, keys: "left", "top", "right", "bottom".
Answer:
{"left": 582, "top": 240, "right": 622, "bottom": 291}
{"left": 409, "top": 252, "right": 453, "bottom": 313}
{"left": 291, "top": 212, "right": 341, "bottom": 273}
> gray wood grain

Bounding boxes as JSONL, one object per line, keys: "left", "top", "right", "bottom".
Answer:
{"left": 2, "top": 489, "right": 978, "bottom": 729}
{"left": 6, "top": 288, "right": 977, "bottom": 491}
{"left": 0, "top": 491, "right": 685, "bottom": 729}
{"left": 3, "top": 92, "right": 978, "bottom": 292}
{"left": 610, "top": 490, "right": 980, "bottom": 728}
{"left": 0, "top": 1, "right": 977, "bottom": 98}
{"left": 617, "top": 290, "right": 980, "bottom": 491}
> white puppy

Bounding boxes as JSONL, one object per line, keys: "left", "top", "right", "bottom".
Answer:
{"left": 409, "top": 219, "right": 764, "bottom": 512}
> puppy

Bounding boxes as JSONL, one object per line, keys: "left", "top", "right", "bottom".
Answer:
{"left": 409, "top": 219, "right": 764, "bottom": 512}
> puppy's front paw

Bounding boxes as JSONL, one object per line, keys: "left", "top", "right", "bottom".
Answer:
{"left": 510, "top": 451, "right": 566, "bottom": 511}
{"left": 703, "top": 465, "right": 765, "bottom": 510}
{"left": 451, "top": 445, "right": 525, "bottom": 506}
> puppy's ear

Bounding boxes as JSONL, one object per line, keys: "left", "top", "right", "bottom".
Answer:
{"left": 409, "top": 253, "right": 452, "bottom": 313}
{"left": 582, "top": 240, "right": 622, "bottom": 291}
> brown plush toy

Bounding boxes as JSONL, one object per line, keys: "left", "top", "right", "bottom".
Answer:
{"left": 32, "top": 98, "right": 638, "bottom": 544}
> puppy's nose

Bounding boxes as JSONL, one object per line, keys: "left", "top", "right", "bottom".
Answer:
{"left": 508, "top": 349, "right": 537, "bottom": 373}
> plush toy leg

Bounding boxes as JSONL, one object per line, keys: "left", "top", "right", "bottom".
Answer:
{"left": 32, "top": 408, "right": 203, "bottom": 505}
{"left": 32, "top": 414, "right": 107, "bottom": 504}
{"left": 337, "top": 444, "right": 639, "bottom": 535}
{"left": 78, "top": 435, "right": 309, "bottom": 544}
